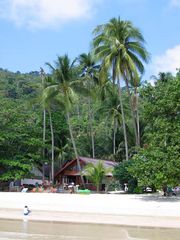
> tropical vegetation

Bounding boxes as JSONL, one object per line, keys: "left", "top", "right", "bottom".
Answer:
{"left": 0, "top": 17, "right": 179, "bottom": 192}
{"left": 83, "top": 161, "right": 112, "bottom": 192}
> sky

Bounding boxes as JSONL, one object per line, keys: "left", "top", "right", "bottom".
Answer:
{"left": 0, "top": 0, "right": 180, "bottom": 81}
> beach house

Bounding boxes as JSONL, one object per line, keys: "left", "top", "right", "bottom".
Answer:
{"left": 55, "top": 156, "right": 117, "bottom": 191}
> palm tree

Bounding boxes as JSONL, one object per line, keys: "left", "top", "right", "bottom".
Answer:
{"left": 129, "top": 75, "right": 141, "bottom": 146}
{"left": 78, "top": 53, "right": 100, "bottom": 158}
{"left": 151, "top": 72, "right": 174, "bottom": 83}
{"left": 48, "top": 108, "right": 55, "bottom": 184}
{"left": 44, "top": 55, "right": 85, "bottom": 185}
{"left": 93, "top": 17, "right": 149, "bottom": 149}
{"left": 42, "top": 75, "right": 56, "bottom": 184}
{"left": 83, "top": 160, "right": 112, "bottom": 192}
{"left": 93, "top": 21, "right": 128, "bottom": 160}
{"left": 40, "top": 68, "right": 47, "bottom": 182}
{"left": 98, "top": 84, "right": 124, "bottom": 156}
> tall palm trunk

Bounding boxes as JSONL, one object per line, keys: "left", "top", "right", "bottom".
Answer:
{"left": 41, "top": 69, "right": 46, "bottom": 182}
{"left": 66, "top": 111, "right": 85, "bottom": 186}
{"left": 117, "top": 78, "right": 129, "bottom": 161}
{"left": 134, "top": 87, "right": 140, "bottom": 146}
{"left": 42, "top": 109, "right": 46, "bottom": 182}
{"left": 113, "top": 118, "right": 117, "bottom": 155}
{"left": 48, "top": 110, "right": 55, "bottom": 185}
{"left": 124, "top": 77, "right": 139, "bottom": 146}
{"left": 88, "top": 97, "right": 95, "bottom": 158}
{"left": 96, "top": 183, "right": 100, "bottom": 193}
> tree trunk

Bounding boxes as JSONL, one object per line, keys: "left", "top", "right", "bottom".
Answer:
{"left": 134, "top": 87, "right": 140, "bottom": 146}
{"left": 136, "top": 107, "right": 140, "bottom": 146}
{"left": 96, "top": 183, "right": 100, "bottom": 193}
{"left": 66, "top": 111, "right": 85, "bottom": 187}
{"left": 88, "top": 97, "right": 95, "bottom": 158}
{"left": 49, "top": 110, "right": 55, "bottom": 185}
{"left": 42, "top": 109, "right": 46, "bottom": 182}
{"left": 124, "top": 77, "right": 139, "bottom": 146}
{"left": 117, "top": 78, "right": 129, "bottom": 161}
{"left": 113, "top": 118, "right": 117, "bottom": 155}
{"left": 41, "top": 68, "right": 46, "bottom": 182}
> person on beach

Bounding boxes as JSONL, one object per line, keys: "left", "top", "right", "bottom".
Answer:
{"left": 23, "top": 206, "right": 30, "bottom": 215}
{"left": 68, "top": 181, "right": 75, "bottom": 193}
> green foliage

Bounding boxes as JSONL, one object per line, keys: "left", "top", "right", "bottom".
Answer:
{"left": 113, "top": 160, "right": 137, "bottom": 193}
{"left": 128, "top": 146, "right": 180, "bottom": 189}
{"left": 83, "top": 161, "right": 112, "bottom": 192}
{"left": 93, "top": 17, "right": 149, "bottom": 81}
{"left": 0, "top": 158, "right": 32, "bottom": 180}
{"left": 128, "top": 77, "right": 180, "bottom": 189}
{"left": 0, "top": 17, "right": 178, "bottom": 189}
{"left": 0, "top": 97, "right": 42, "bottom": 180}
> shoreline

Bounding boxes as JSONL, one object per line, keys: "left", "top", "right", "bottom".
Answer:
{"left": 1, "top": 209, "right": 180, "bottom": 229}
{"left": 0, "top": 192, "right": 180, "bottom": 229}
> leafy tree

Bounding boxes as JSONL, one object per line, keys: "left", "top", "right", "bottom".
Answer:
{"left": 128, "top": 77, "right": 180, "bottom": 189}
{"left": 113, "top": 161, "right": 138, "bottom": 193}
{"left": 0, "top": 98, "right": 42, "bottom": 180}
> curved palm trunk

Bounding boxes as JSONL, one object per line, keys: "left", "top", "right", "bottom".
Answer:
{"left": 117, "top": 78, "right": 129, "bottom": 161}
{"left": 124, "top": 77, "right": 139, "bottom": 146}
{"left": 66, "top": 111, "right": 85, "bottom": 186}
{"left": 134, "top": 87, "right": 140, "bottom": 146}
{"left": 48, "top": 110, "right": 55, "bottom": 185}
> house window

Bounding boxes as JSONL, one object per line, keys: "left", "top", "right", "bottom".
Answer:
{"left": 67, "top": 165, "right": 78, "bottom": 171}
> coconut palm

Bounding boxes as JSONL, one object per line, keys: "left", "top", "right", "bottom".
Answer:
{"left": 105, "top": 87, "right": 129, "bottom": 156}
{"left": 151, "top": 72, "right": 174, "bottom": 83}
{"left": 78, "top": 52, "right": 100, "bottom": 158}
{"left": 93, "top": 20, "right": 128, "bottom": 160}
{"left": 44, "top": 55, "right": 85, "bottom": 185}
{"left": 40, "top": 68, "right": 47, "bottom": 182}
{"left": 83, "top": 160, "right": 112, "bottom": 192}
{"left": 41, "top": 75, "right": 56, "bottom": 184}
{"left": 93, "top": 17, "right": 149, "bottom": 149}
{"left": 98, "top": 80, "right": 131, "bottom": 159}
{"left": 48, "top": 107, "right": 55, "bottom": 184}
{"left": 129, "top": 75, "right": 141, "bottom": 146}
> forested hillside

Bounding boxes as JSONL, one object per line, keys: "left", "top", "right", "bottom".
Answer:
{"left": 0, "top": 17, "right": 179, "bottom": 190}
{"left": 0, "top": 67, "right": 179, "bottom": 189}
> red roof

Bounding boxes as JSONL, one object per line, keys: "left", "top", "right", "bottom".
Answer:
{"left": 55, "top": 156, "right": 117, "bottom": 177}
{"left": 78, "top": 156, "right": 117, "bottom": 167}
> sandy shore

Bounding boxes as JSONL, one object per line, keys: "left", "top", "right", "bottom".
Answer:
{"left": 0, "top": 192, "right": 180, "bottom": 228}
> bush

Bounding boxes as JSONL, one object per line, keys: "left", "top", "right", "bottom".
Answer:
{"left": 113, "top": 161, "right": 138, "bottom": 193}
{"left": 133, "top": 186, "right": 143, "bottom": 194}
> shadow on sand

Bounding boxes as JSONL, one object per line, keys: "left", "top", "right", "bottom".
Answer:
{"left": 137, "top": 194, "right": 180, "bottom": 202}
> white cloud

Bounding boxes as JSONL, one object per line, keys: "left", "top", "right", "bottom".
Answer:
{"left": 151, "top": 45, "right": 180, "bottom": 76}
{"left": 170, "top": 0, "right": 180, "bottom": 7}
{"left": 0, "top": 0, "right": 100, "bottom": 29}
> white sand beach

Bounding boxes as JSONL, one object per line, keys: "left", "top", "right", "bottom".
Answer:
{"left": 0, "top": 192, "right": 180, "bottom": 228}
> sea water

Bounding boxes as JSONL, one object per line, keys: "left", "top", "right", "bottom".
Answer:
{"left": 0, "top": 219, "right": 180, "bottom": 240}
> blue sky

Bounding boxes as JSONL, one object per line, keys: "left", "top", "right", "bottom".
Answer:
{"left": 0, "top": 0, "right": 180, "bottom": 81}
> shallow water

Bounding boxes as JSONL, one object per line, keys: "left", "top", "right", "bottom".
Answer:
{"left": 0, "top": 219, "right": 180, "bottom": 240}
